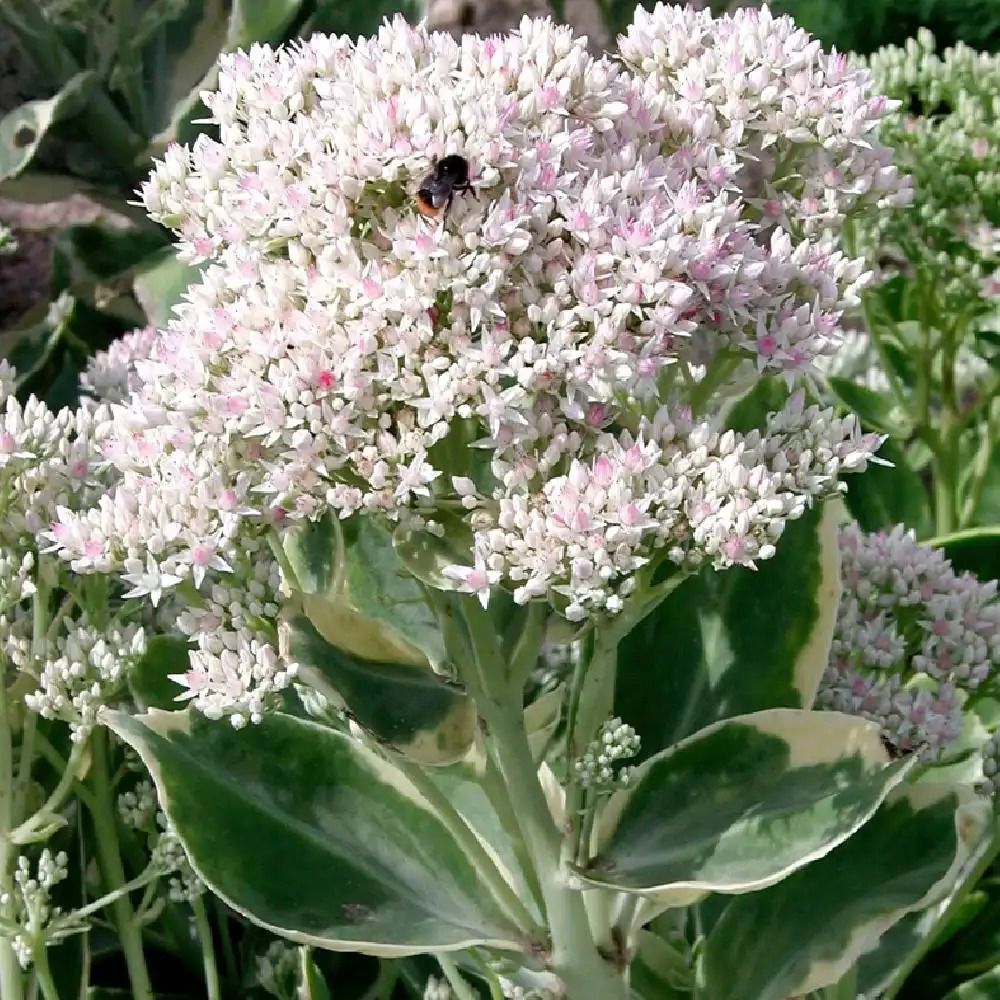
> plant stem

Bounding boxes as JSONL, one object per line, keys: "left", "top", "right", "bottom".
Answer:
{"left": 192, "top": 896, "right": 221, "bottom": 1000}
{"left": 11, "top": 741, "right": 87, "bottom": 845}
{"left": 31, "top": 940, "right": 61, "bottom": 1000}
{"left": 0, "top": 663, "right": 25, "bottom": 1000}
{"left": 87, "top": 728, "right": 154, "bottom": 1000}
{"left": 481, "top": 748, "right": 545, "bottom": 915}
{"left": 455, "top": 597, "right": 627, "bottom": 1000}
{"left": 434, "top": 953, "right": 480, "bottom": 1000}
{"left": 213, "top": 897, "right": 239, "bottom": 986}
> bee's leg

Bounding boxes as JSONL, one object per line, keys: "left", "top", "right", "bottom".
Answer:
{"left": 440, "top": 191, "right": 456, "bottom": 222}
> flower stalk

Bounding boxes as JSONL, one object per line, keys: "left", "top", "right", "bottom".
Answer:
{"left": 87, "top": 728, "right": 153, "bottom": 1000}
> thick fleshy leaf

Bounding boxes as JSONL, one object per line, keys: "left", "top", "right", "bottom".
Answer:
{"left": 286, "top": 515, "right": 449, "bottom": 672}
{"left": 393, "top": 512, "right": 475, "bottom": 593}
{"left": 525, "top": 685, "right": 564, "bottom": 762}
{"left": 279, "top": 608, "right": 475, "bottom": 765}
{"left": 428, "top": 760, "right": 544, "bottom": 923}
{"left": 129, "top": 635, "right": 191, "bottom": 711}
{"left": 698, "top": 785, "right": 990, "bottom": 1000}
{"left": 103, "top": 709, "right": 524, "bottom": 955}
{"left": 827, "top": 376, "right": 913, "bottom": 437}
{"left": 0, "top": 74, "right": 95, "bottom": 182}
{"left": 139, "top": 0, "right": 302, "bottom": 151}
{"left": 577, "top": 709, "right": 913, "bottom": 901}
{"left": 615, "top": 499, "right": 842, "bottom": 759}
{"left": 132, "top": 247, "right": 203, "bottom": 329}
{"left": 629, "top": 930, "right": 692, "bottom": 1000}
{"left": 944, "top": 964, "right": 1000, "bottom": 999}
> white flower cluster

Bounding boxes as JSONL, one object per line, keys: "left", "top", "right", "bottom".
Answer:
{"left": 575, "top": 716, "right": 641, "bottom": 790}
{"left": 256, "top": 939, "right": 299, "bottom": 1000}
{"left": 817, "top": 524, "right": 1000, "bottom": 759}
{"left": 424, "top": 976, "right": 455, "bottom": 1000}
{"left": 0, "top": 363, "right": 149, "bottom": 738}
{"left": 0, "top": 849, "right": 76, "bottom": 969}
{"left": 47, "top": 9, "right": 903, "bottom": 711}
{"left": 25, "top": 622, "right": 147, "bottom": 742}
{"left": 167, "top": 557, "right": 290, "bottom": 726}
{"left": 118, "top": 779, "right": 204, "bottom": 903}
{"left": 80, "top": 324, "right": 160, "bottom": 405}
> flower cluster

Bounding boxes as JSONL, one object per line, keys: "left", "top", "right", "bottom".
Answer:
{"left": 0, "top": 850, "right": 82, "bottom": 969}
{"left": 854, "top": 31, "right": 1000, "bottom": 315}
{"left": 827, "top": 32, "right": 1000, "bottom": 401}
{"left": 47, "top": 9, "right": 903, "bottom": 713}
{"left": 424, "top": 976, "right": 455, "bottom": 1000}
{"left": 80, "top": 324, "right": 161, "bottom": 405}
{"left": 25, "top": 621, "right": 147, "bottom": 741}
{"left": 0, "top": 362, "right": 153, "bottom": 743}
{"left": 575, "top": 717, "right": 641, "bottom": 790}
{"left": 256, "top": 939, "right": 299, "bottom": 1000}
{"left": 118, "top": 780, "right": 204, "bottom": 903}
{"left": 816, "top": 523, "right": 1000, "bottom": 759}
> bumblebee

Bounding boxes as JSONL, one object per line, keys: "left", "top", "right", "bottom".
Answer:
{"left": 415, "top": 154, "right": 477, "bottom": 220}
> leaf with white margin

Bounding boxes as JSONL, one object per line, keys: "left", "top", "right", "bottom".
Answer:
{"left": 103, "top": 709, "right": 526, "bottom": 956}
{"left": 698, "top": 784, "right": 991, "bottom": 1000}
{"left": 284, "top": 514, "right": 449, "bottom": 672}
{"left": 614, "top": 499, "right": 843, "bottom": 760}
{"left": 575, "top": 709, "right": 915, "bottom": 902}
{"left": 279, "top": 604, "right": 476, "bottom": 766}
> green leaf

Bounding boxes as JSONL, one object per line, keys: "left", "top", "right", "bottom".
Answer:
{"left": 614, "top": 499, "right": 843, "bottom": 759}
{"left": 286, "top": 514, "right": 451, "bottom": 672}
{"left": 130, "top": 635, "right": 191, "bottom": 711}
{"left": 3, "top": 312, "right": 67, "bottom": 389}
{"left": 828, "top": 375, "right": 913, "bottom": 436}
{"left": 103, "top": 709, "right": 524, "bottom": 955}
{"left": 393, "top": 511, "right": 475, "bottom": 594}
{"left": 699, "top": 785, "right": 990, "bottom": 1000}
{"left": 278, "top": 608, "right": 475, "bottom": 765}
{"left": 51, "top": 225, "right": 168, "bottom": 289}
{"left": 132, "top": 246, "right": 203, "bottom": 329}
{"left": 283, "top": 511, "right": 341, "bottom": 596}
{"left": 525, "top": 684, "right": 564, "bottom": 763}
{"left": 427, "top": 759, "right": 544, "bottom": 923}
{"left": 843, "top": 436, "right": 933, "bottom": 538}
{"left": 0, "top": 73, "right": 96, "bottom": 182}
{"left": 944, "top": 965, "right": 1000, "bottom": 1000}
{"left": 141, "top": 0, "right": 304, "bottom": 156}
{"left": 577, "top": 709, "right": 914, "bottom": 902}
{"left": 854, "top": 911, "right": 925, "bottom": 999}
{"left": 930, "top": 528, "right": 1000, "bottom": 583}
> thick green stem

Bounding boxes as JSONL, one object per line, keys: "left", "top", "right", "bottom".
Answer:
{"left": 455, "top": 598, "right": 627, "bottom": 1000}
{"left": 192, "top": 896, "right": 220, "bottom": 1000}
{"left": 31, "top": 940, "right": 61, "bottom": 1000}
{"left": 87, "top": 728, "right": 153, "bottom": 1000}
{"left": 0, "top": 667, "right": 25, "bottom": 1000}
{"left": 481, "top": 748, "right": 546, "bottom": 915}
{"left": 434, "top": 953, "right": 480, "bottom": 1000}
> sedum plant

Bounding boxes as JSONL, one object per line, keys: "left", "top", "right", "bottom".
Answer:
{"left": 1, "top": 4, "right": 997, "bottom": 999}
{"left": 826, "top": 31, "right": 1000, "bottom": 539}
